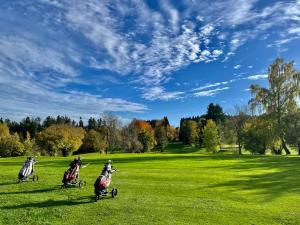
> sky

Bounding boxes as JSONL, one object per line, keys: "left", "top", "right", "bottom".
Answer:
{"left": 0, "top": 0, "right": 300, "bottom": 126}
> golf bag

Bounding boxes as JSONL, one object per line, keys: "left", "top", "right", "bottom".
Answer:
{"left": 62, "top": 164, "right": 80, "bottom": 184}
{"left": 94, "top": 174, "right": 113, "bottom": 193}
{"left": 94, "top": 161, "right": 117, "bottom": 201}
{"left": 18, "top": 157, "right": 38, "bottom": 182}
{"left": 61, "top": 157, "right": 85, "bottom": 188}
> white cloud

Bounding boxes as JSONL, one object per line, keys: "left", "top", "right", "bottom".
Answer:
{"left": 141, "top": 86, "right": 184, "bottom": 101}
{"left": 212, "top": 50, "right": 223, "bottom": 57}
{"left": 200, "top": 24, "right": 214, "bottom": 36}
{"left": 31, "top": 0, "right": 224, "bottom": 87}
{"left": 288, "top": 27, "right": 300, "bottom": 35}
{"left": 234, "top": 65, "right": 241, "bottom": 69}
{"left": 0, "top": 26, "right": 147, "bottom": 119}
{"left": 193, "top": 81, "right": 229, "bottom": 91}
{"left": 194, "top": 87, "right": 230, "bottom": 97}
{"left": 246, "top": 74, "right": 268, "bottom": 80}
{"left": 160, "top": 0, "right": 180, "bottom": 32}
{"left": 17, "top": 0, "right": 300, "bottom": 84}
{"left": 0, "top": 78, "right": 147, "bottom": 121}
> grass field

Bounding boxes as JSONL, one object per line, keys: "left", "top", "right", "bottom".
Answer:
{"left": 1, "top": 149, "right": 300, "bottom": 225}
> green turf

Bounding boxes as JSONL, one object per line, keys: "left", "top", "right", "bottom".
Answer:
{"left": 1, "top": 151, "right": 300, "bottom": 225}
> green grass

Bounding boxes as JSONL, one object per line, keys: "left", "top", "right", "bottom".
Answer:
{"left": 1, "top": 151, "right": 300, "bottom": 225}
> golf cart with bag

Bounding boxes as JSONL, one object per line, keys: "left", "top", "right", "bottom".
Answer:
{"left": 61, "top": 157, "right": 86, "bottom": 188}
{"left": 94, "top": 160, "right": 118, "bottom": 202}
{"left": 18, "top": 156, "right": 39, "bottom": 182}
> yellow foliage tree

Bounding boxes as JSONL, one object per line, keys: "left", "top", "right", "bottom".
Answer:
{"left": 36, "top": 124, "right": 85, "bottom": 156}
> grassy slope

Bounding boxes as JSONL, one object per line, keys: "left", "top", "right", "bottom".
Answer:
{"left": 1, "top": 150, "right": 300, "bottom": 225}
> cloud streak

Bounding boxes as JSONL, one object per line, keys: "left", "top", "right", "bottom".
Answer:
{"left": 141, "top": 86, "right": 184, "bottom": 101}
{"left": 194, "top": 87, "right": 230, "bottom": 97}
{"left": 246, "top": 74, "right": 268, "bottom": 80}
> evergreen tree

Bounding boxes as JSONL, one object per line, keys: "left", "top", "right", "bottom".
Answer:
{"left": 79, "top": 117, "right": 84, "bottom": 128}
{"left": 206, "top": 103, "right": 226, "bottom": 124}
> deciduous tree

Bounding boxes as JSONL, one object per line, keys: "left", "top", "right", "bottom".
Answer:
{"left": 81, "top": 129, "right": 107, "bottom": 153}
{"left": 284, "top": 110, "right": 300, "bottom": 154}
{"left": 155, "top": 125, "right": 168, "bottom": 151}
{"left": 249, "top": 58, "right": 300, "bottom": 154}
{"left": 36, "top": 124, "right": 85, "bottom": 156}
{"left": 202, "top": 120, "right": 220, "bottom": 153}
{"left": 0, "top": 123, "right": 24, "bottom": 157}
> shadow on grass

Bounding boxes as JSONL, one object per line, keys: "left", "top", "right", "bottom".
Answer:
{"left": 0, "top": 181, "right": 19, "bottom": 186}
{"left": 205, "top": 156, "right": 300, "bottom": 201}
{"left": 1, "top": 196, "right": 97, "bottom": 209}
{"left": 4, "top": 154, "right": 202, "bottom": 168}
{"left": 162, "top": 143, "right": 204, "bottom": 154}
{"left": 0, "top": 186, "right": 60, "bottom": 195}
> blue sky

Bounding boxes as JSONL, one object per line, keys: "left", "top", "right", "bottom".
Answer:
{"left": 0, "top": 0, "right": 300, "bottom": 126}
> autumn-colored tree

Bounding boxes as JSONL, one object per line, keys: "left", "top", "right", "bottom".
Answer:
{"left": 36, "top": 124, "right": 85, "bottom": 156}
{"left": 166, "top": 126, "right": 179, "bottom": 142}
{"left": 185, "top": 120, "right": 198, "bottom": 145}
{"left": 120, "top": 120, "right": 143, "bottom": 152}
{"left": 0, "top": 123, "right": 24, "bottom": 157}
{"left": 0, "top": 123, "right": 10, "bottom": 137}
{"left": 23, "top": 131, "right": 34, "bottom": 155}
{"left": 81, "top": 129, "right": 107, "bottom": 154}
{"left": 134, "top": 120, "right": 152, "bottom": 132}
{"left": 134, "top": 120, "right": 155, "bottom": 152}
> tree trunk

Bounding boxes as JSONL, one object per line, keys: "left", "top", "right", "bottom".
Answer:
{"left": 62, "top": 149, "right": 70, "bottom": 157}
{"left": 272, "top": 146, "right": 282, "bottom": 155}
{"left": 298, "top": 143, "right": 300, "bottom": 155}
{"left": 238, "top": 140, "right": 242, "bottom": 155}
{"left": 282, "top": 139, "right": 291, "bottom": 155}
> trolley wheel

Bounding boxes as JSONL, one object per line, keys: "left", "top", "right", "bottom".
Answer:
{"left": 79, "top": 180, "right": 84, "bottom": 188}
{"left": 114, "top": 188, "right": 118, "bottom": 196}
{"left": 112, "top": 188, "right": 116, "bottom": 198}
{"left": 95, "top": 195, "right": 99, "bottom": 202}
{"left": 33, "top": 175, "right": 39, "bottom": 182}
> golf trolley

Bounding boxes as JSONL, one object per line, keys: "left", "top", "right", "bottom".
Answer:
{"left": 18, "top": 157, "right": 39, "bottom": 183}
{"left": 61, "top": 161, "right": 86, "bottom": 189}
{"left": 94, "top": 169, "right": 118, "bottom": 202}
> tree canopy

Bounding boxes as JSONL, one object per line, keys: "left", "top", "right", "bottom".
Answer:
{"left": 249, "top": 58, "right": 300, "bottom": 154}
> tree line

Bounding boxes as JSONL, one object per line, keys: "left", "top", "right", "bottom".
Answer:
{"left": 0, "top": 58, "right": 299, "bottom": 157}
{"left": 0, "top": 114, "right": 177, "bottom": 157}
